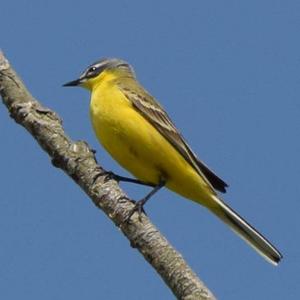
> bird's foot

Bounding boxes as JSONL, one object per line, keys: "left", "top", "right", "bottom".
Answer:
{"left": 125, "top": 198, "right": 148, "bottom": 223}
{"left": 103, "top": 171, "right": 121, "bottom": 182}
{"left": 92, "top": 170, "right": 121, "bottom": 184}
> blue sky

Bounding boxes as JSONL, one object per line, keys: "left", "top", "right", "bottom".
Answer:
{"left": 1, "top": 1, "right": 299, "bottom": 299}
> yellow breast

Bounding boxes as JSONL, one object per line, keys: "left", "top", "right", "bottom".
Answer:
{"left": 89, "top": 79, "right": 212, "bottom": 205}
{"left": 90, "top": 82, "right": 161, "bottom": 182}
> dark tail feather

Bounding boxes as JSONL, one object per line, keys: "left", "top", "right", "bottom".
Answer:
{"left": 210, "top": 195, "right": 282, "bottom": 265}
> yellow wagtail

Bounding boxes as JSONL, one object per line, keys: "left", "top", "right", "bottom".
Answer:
{"left": 64, "top": 58, "right": 282, "bottom": 265}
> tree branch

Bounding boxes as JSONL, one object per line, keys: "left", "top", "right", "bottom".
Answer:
{"left": 0, "top": 51, "right": 215, "bottom": 300}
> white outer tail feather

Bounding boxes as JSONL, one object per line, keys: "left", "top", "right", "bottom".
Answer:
{"left": 210, "top": 195, "right": 282, "bottom": 265}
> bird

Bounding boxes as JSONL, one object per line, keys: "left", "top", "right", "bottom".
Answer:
{"left": 63, "top": 58, "right": 282, "bottom": 265}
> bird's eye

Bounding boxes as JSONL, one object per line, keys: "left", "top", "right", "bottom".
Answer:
{"left": 88, "top": 67, "right": 97, "bottom": 73}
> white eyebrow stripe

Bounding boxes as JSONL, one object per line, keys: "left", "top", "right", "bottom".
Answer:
{"left": 92, "top": 61, "right": 107, "bottom": 69}
{"left": 90, "top": 59, "right": 114, "bottom": 70}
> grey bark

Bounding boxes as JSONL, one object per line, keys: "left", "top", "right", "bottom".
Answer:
{"left": 0, "top": 51, "right": 216, "bottom": 300}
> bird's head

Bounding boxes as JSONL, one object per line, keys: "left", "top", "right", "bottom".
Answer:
{"left": 63, "top": 58, "right": 134, "bottom": 90}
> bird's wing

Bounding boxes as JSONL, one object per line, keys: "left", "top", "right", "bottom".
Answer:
{"left": 118, "top": 81, "right": 228, "bottom": 193}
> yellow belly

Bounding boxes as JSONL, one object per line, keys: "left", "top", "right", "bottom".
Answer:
{"left": 90, "top": 84, "right": 212, "bottom": 204}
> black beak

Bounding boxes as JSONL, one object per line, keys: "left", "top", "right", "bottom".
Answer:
{"left": 63, "top": 78, "right": 82, "bottom": 87}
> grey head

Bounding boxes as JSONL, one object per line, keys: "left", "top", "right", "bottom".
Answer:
{"left": 63, "top": 58, "right": 135, "bottom": 87}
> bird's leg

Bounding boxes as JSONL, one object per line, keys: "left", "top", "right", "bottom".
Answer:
{"left": 111, "top": 173, "right": 156, "bottom": 187}
{"left": 125, "top": 179, "right": 166, "bottom": 222}
{"left": 96, "top": 170, "right": 155, "bottom": 187}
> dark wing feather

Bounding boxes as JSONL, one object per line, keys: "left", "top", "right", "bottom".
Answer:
{"left": 118, "top": 81, "right": 228, "bottom": 193}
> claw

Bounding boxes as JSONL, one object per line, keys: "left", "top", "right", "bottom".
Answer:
{"left": 104, "top": 171, "right": 118, "bottom": 182}
{"left": 101, "top": 171, "right": 129, "bottom": 183}
{"left": 92, "top": 170, "right": 117, "bottom": 185}
{"left": 124, "top": 198, "right": 148, "bottom": 223}
{"left": 122, "top": 179, "right": 166, "bottom": 224}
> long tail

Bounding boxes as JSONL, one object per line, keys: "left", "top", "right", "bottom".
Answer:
{"left": 209, "top": 195, "right": 282, "bottom": 265}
